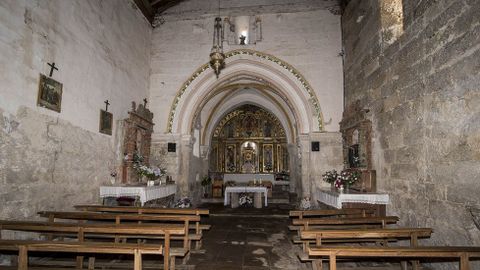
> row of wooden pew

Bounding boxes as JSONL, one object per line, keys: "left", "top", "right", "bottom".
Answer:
{"left": 0, "top": 204, "right": 210, "bottom": 270}
{"left": 289, "top": 208, "right": 480, "bottom": 270}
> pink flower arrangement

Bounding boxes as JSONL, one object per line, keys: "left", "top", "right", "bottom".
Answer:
{"left": 323, "top": 169, "right": 361, "bottom": 188}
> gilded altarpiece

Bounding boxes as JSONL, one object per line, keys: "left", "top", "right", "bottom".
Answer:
{"left": 210, "top": 105, "right": 288, "bottom": 174}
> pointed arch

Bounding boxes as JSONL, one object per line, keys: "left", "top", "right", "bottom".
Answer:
{"left": 165, "top": 49, "right": 324, "bottom": 135}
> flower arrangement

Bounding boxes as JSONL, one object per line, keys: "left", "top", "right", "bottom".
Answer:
{"left": 134, "top": 164, "right": 166, "bottom": 180}
{"left": 173, "top": 197, "right": 191, "bottom": 208}
{"left": 131, "top": 152, "right": 166, "bottom": 180}
{"left": 323, "top": 169, "right": 361, "bottom": 189}
{"left": 239, "top": 193, "right": 253, "bottom": 207}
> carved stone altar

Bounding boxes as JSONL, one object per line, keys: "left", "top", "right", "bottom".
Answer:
{"left": 121, "top": 102, "right": 154, "bottom": 183}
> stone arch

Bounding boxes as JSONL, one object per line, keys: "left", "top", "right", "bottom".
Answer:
{"left": 201, "top": 86, "right": 296, "bottom": 145}
{"left": 166, "top": 49, "right": 324, "bottom": 135}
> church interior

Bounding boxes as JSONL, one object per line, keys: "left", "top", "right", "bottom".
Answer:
{"left": 0, "top": 0, "right": 479, "bottom": 269}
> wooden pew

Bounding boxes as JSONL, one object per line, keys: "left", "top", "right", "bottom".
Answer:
{"left": 289, "top": 209, "right": 376, "bottom": 231}
{"left": 38, "top": 211, "right": 202, "bottom": 250}
{"left": 292, "top": 216, "right": 399, "bottom": 232}
{"left": 0, "top": 239, "right": 162, "bottom": 270}
{"left": 298, "top": 227, "right": 433, "bottom": 269}
{"left": 0, "top": 220, "right": 185, "bottom": 270}
{"left": 308, "top": 246, "right": 480, "bottom": 270}
{"left": 298, "top": 227, "right": 433, "bottom": 250}
{"left": 74, "top": 205, "right": 211, "bottom": 241}
{"left": 289, "top": 208, "right": 375, "bottom": 219}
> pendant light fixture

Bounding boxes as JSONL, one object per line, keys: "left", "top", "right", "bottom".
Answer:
{"left": 209, "top": 0, "right": 225, "bottom": 78}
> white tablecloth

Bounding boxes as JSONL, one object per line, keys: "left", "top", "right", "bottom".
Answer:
{"left": 224, "top": 186, "right": 268, "bottom": 206}
{"left": 100, "top": 185, "right": 176, "bottom": 206}
{"left": 223, "top": 174, "right": 274, "bottom": 183}
{"left": 317, "top": 188, "right": 389, "bottom": 209}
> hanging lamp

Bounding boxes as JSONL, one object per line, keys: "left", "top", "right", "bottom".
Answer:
{"left": 209, "top": 1, "right": 225, "bottom": 78}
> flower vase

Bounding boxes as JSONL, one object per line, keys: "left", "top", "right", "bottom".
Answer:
{"left": 338, "top": 186, "right": 344, "bottom": 193}
{"left": 147, "top": 180, "right": 155, "bottom": 187}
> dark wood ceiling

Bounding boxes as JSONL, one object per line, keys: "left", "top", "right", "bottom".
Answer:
{"left": 133, "top": 0, "right": 185, "bottom": 24}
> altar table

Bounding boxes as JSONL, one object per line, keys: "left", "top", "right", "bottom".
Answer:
{"left": 100, "top": 185, "right": 176, "bottom": 206}
{"left": 224, "top": 186, "right": 268, "bottom": 208}
{"left": 317, "top": 188, "right": 389, "bottom": 216}
{"left": 223, "top": 174, "right": 274, "bottom": 183}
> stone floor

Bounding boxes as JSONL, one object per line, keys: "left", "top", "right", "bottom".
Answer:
{"left": 188, "top": 202, "right": 403, "bottom": 270}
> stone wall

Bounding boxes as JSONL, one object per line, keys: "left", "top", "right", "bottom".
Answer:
{"left": 342, "top": 0, "right": 480, "bottom": 265}
{"left": 149, "top": 0, "right": 343, "bottom": 133}
{"left": 0, "top": 0, "right": 152, "bottom": 219}
{"left": 305, "top": 132, "right": 344, "bottom": 204}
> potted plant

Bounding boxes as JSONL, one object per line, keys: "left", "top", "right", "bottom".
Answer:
{"left": 201, "top": 175, "right": 212, "bottom": 198}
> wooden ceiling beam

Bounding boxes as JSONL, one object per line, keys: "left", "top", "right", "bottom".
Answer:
{"left": 133, "top": 0, "right": 154, "bottom": 24}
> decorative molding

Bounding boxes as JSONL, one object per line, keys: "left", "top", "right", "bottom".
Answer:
{"left": 166, "top": 49, "right": 324, "bottom": 134}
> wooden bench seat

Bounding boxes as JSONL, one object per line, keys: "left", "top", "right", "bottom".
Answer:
{"left": 0, "top": 239, "right": 162, "bottom": 270}
{"left": 290, "top": 208, "right": 375, "bottom": 219}
{"left": 38, "top": 211, "right": 202, "bottom": 250}
{"left": 291, "top": 216, "right": 399, "bottom": 232}
{"left": 308, "top": 246, "right": 480, "bottom": 270}
{"left": 74, "top": 205, "right": 209, "bottom": 216}
{"left": 296, "top": 228, "right": 432, "bottom": 269}
{"left": 0, "top": 220, "right": 184, "bottom": 270}
{"left": 73, "top": 205, "right": 211, "bottom": 248}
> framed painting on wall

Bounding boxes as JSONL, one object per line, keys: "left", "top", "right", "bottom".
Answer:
{"left": 37, "top": 74, "right": 63, "bottom": 112}
{"left": 99, "top": 109, "right": 113, "bottom": 135}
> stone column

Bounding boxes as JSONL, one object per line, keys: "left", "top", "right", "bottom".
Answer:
{"left": 298, "top": 134, "right": 311, "bottom": 198}
{"left": 287, "top": 143, "right": 298, "bottom": 193}
{"left": 178, "top": 135, "right": 194, "bottom": 198}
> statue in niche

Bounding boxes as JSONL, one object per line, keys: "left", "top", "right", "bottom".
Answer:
{"left": 264, "top": 121, "right": 272, "bottom": 137}
{"left": 227, "top": 123, "right": 234, "bottom": 138}
{"left": 226, "top": 145, "right": 236, "bottom": 172}
{"left": 241, "top": 142, "right": 256, "bottom": 173}
{"left": 243, "top": 115, "right": 257, "bottom": 137}
{"left": 348, "top": 129, "right": 360, "bottom": 168}
{"left": 263, "top": 144, "right": 273, "bottom": 171}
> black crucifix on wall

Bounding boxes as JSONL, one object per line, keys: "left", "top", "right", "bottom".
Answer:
{"left": 47, "top": 62, "right": 59, "bottom": 77}
{"left": 104, "top": 100, "right": 110, "bottom": 112}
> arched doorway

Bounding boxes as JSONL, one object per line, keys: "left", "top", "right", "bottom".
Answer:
{"left": 152, "top": 49, "right": 328, "bottom": 202}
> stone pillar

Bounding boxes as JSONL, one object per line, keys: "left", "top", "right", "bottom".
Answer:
{"left": 287, "top": 143, "right": 298, "bottom": 193}
{"left": 298, "top": 134, "right": 311, "bottom": 198}
{"left": 178, "top": 135, "right": 194, "bottom": 197}
{"left": 308, "top": 132, "right": 343, "bottom": 205}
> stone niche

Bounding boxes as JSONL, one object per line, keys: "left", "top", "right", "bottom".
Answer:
{"left": 339, "top": 100, "right": 376, "bottom": 192}
{"left": 121, "top": 102, "right": 154, "bottom": 183}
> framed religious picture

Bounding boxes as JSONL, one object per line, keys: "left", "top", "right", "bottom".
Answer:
{"left": 37, "top": 74, "right": 63, "bottom": 112}
{"left": 99, "top": 109, "right": 113, "bottom": 135}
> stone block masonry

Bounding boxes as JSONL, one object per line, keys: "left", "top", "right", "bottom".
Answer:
{"left": 342, "top": 1, "right": 480, "bottom": 269}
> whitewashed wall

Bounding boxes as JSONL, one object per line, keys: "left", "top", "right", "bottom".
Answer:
{"left": 0, "top": 0, "right": 152, "bottom": 219}
{"left": 149, "top": 0, "right": 344, "bottom": 133}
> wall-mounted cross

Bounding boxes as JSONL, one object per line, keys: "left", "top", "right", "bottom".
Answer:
{"left": 47, "top": 62, "right": 59, "bottom": 77}
{"left": 143, "top": 98, "right": 148, "bottom": 107}
{"left": 104, "top": 100, "right": 110, "bottom": 112}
